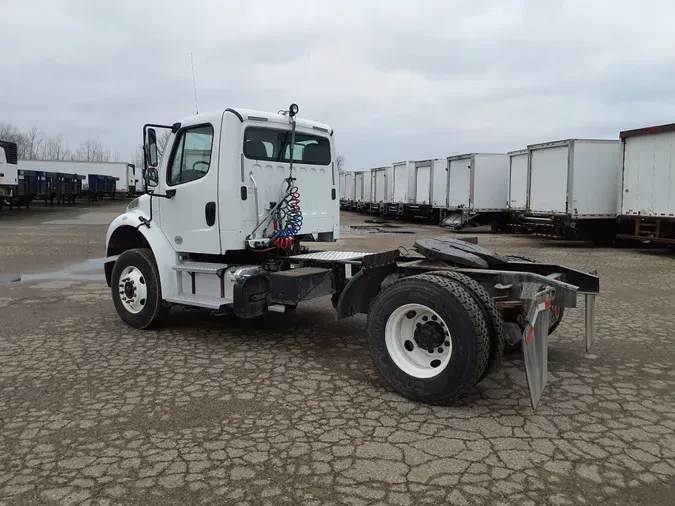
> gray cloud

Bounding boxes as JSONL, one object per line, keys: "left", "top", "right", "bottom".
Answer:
{"left": 2, "top": 0, "right": 675, "bottom": 168}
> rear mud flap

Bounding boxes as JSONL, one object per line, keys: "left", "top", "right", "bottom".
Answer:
{"left": 522, "top": 288, "right": 554, "bottom": 409}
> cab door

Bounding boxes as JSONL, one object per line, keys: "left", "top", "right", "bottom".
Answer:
{"left": 158, "top": 121, "right": 221, "bottom": 254}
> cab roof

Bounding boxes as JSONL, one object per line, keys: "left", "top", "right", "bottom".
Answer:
{"left": 177, "top": 108, "right": 333, "bottom": 135}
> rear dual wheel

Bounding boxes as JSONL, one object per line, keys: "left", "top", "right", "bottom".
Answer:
{"left": 366, "top": 273, "right": 496, "bottom": 405}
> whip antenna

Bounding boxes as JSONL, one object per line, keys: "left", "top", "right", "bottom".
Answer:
{"left": 191, "top": 53, "right": 199, "bottom": 114}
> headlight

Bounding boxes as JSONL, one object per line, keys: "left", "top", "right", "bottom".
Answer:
{"left": 127, "top": 198, "right": 139, "bottom": 211}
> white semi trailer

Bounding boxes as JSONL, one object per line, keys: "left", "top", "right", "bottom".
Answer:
{"left": 443, "top": 153, "right": 510, "bottom": 231}
{"left": 343, "top": 171, "right": 356, "bottom": 209}
{"left": 370, "top": 165, "right": 392, "bottom": 214}
{"left": 507, "top": 149, "right": 528, "bottom": 212}
{"left": 338, "top": 171, "right": 346, "bottom": 205}
{"left": 523, "top": 139, "right": 622, "bottom": 243}
{"left": 406, "top": 158, "right": 447, "bottom": 221}
{"left": 354, "top": 170, "right": 372, "bottom": 211}
{"left": 616, "top": 123, "right": 675, "bottom": 245}
{"left": 103, "top": 103, "right": 600, "bottom": 409}
{"left": 388, "top": 160, "right": 415, "bottom": 215}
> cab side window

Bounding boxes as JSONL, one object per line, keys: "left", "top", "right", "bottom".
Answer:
{"left": 167, "top": 125, "right": 214, "bottom": 186}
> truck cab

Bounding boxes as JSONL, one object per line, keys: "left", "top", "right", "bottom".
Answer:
{"left": 136, "top": 106, "right": 338, "bottom": 253}
{"left": 105, "top": 105, "right": 340, "bottom": 327}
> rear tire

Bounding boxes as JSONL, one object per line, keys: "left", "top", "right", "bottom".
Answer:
{"left": 111, "top": 248, "right": 169, "bottom": 329}
{"left": 429, "top": 271, "right": 505, "bottom": 382}
{"left": 366, "top": 273, "right": 490, "bottom": 405}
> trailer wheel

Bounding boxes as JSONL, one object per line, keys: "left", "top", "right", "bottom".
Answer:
{"left": 111, "top": 248, "right": 169, "bottom": 329}
{"left": 366, "top": 273, "right": 489, "bottom": 405}
{"left": 428, "top": 271, "right": 505, "bottom": 382}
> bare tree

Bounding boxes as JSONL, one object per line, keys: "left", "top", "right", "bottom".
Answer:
{"left": 133, "top": 145, "right": 145, "bottom": 169}
{"left": 156, "top": 131, "right": 172, "bottom": 159}
{"left": 1, "top": 121, "right": 127, "bottom": 164}
{"left": 336, "top": 153, "right": 345, "bottom": 172}
{"left": 75, "top": 138, "right": 108, "bottom": 162}
{"left": 25, "top": 123, "right": 45, "bottom": 160}
{"left": 42, "top": 134, "right": 71, "bottom": 160}
{"left": 0, "top": 123, "right": 28, "bottom": 159}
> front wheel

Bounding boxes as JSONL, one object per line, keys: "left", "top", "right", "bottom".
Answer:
{"left": 111, "top": 248, "right": 169, "bottom": 329}
{"left": 366, "top": 273, "right": 490, "bottom": 405}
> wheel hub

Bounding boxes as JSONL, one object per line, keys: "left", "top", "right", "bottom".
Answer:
{"left": 117, "top": 265, "right": 147, "bottom": 315}
{"left": 384, "top": 303, "right": 453, "bottom": 379}
{"left": 123, "top": 282, "right": 135, "bottom": 300}
{"left": 414, "top": 321, "right": 446, "bottom": 352}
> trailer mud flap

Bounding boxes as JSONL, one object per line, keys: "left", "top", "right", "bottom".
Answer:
{"left": 522, "top": 287, "right": 554, "bottom": 410}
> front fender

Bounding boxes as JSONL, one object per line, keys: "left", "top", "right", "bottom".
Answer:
{"left": 104, "top": 211, "right": 178, "bottom": 298}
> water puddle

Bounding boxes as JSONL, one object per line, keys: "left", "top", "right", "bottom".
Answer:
{"left": 0, "top": 258, "right": 106, "bottom": 285}
{"left": 343, "top": 223, "right": 414, "bottom": 235}
{"left": 41, "top": 212, "right": 121, "bottom": 226}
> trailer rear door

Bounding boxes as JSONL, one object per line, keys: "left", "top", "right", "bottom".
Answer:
{"left": 414, "top": 164, "right": 431, "bottom": 204}
{"left": 392, "top": 162, "right": 409, "bottom": 203}
{"left": 447, "top": 157, "right": 471, "bottom": 209}
{"left": 508, "top": 151, "right": 528, "bottom": 210}
{"left": 373, "top": 169, "right": 386, "bottom": 202}
{"left": 622, "top": 132, "right": 675, "bottom": 215}
{"left": 529, "top": 144, "right": 569, "bottom": 214}
{"left": 354, "top": 172, "right": 364, "bottom": 201}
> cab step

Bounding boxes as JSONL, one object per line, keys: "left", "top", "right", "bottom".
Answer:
{"left": 165, "top": 294, "right": 228, "bottom": 309}
{"left": 173, "top": 261, "right": 229, "bottom": 274}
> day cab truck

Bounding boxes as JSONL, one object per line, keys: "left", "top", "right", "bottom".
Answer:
{"left": 104, "top": 104, "right": 600, "bottom": 409}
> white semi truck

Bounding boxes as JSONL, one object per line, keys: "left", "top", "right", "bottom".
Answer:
{"left": 104, "top": 104, "right": 600, "bottom": 408}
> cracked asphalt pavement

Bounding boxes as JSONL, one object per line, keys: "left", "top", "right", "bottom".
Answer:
{"left": 0, "top": 202, "right": 674, "bottom": 505}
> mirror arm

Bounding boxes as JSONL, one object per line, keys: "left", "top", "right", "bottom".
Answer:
{"left": 136, "top": 189, "right": 175, "bottom": 231}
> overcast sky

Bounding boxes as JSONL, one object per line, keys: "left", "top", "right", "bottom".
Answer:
{"left": 3, "top": 0, "right": 675, "bottom": 169}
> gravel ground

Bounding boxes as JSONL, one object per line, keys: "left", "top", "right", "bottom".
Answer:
{"left": 0, "top": 202, "right": 673, "bottom": 505}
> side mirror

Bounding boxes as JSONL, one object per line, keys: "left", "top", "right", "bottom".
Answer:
{"left": 146, "top": 167, "right": 159, "bottom": 188}
{"left": 146, "top": 128, "right": 159, "bottom": 168}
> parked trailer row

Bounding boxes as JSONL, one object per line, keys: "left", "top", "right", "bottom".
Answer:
{"left": 340, "top": 154, "right": 513, "bottom": 230}
{"left": 19, "top": 159, "right": 142, "bottom": 198}
{"left": 341, "top": 124, "right": 675, "bottom": 247}
{"left": 0, "top": 141, "right": 126, "bottom": 209}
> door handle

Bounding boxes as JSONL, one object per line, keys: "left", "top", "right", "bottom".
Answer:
{"left": 205, "top": 202, "right": 216, "bottom": 226}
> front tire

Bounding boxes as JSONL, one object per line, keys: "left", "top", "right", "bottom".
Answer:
{"left": 111, "top": 248, "right": 169, "bottom": 329}
{"left": 366, "top": 273, "right": 490, "bottom": 405}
